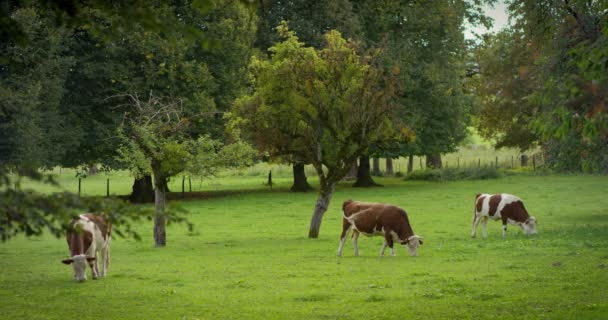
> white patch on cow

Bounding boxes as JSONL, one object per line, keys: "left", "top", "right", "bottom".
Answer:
{"left": 71, "top": 254, "right": 88, "bottom": 282}
{"left": 521, "top": 217, "right": 537, "bottom": 235}
{"left": 404, "top": 235, "right": 422, "bottom": 257}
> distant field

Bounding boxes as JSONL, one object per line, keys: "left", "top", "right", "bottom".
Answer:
{"left": 18, "top": 142, "right": 531, "bottom": 197}
{"left": 1, "top": 174, "right": 607, "bottom": 319}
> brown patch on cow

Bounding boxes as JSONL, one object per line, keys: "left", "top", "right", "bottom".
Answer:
{"left": 488, "top": 194, "right": 502, "bottom": 216}
{"left": 66, "top": 229, "right": 93, "bottom": 257}
{"left": 501, "top": 200, "right": 530, "bottom": 223}
{"left": 83, "top": 214, "right": 112, "bottom": 240}
{"left": 342, "top": 199, "right": 353, "bottom": 212}
{"left": 475, "top": 195, "right": 485, "bottom": 213}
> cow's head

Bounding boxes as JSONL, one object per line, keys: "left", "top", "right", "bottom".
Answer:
{"left": 401, "top": 235, "right": 423, "bottom": 256}
{"left": 62, "top": 254, "right": 96, "bottom": 282}
{"left": 521, "top": 217, "right": 537, "bottom": 235}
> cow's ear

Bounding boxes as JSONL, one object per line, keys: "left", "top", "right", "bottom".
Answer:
{"left": 86, "top": 257, "right": 97, "bottom": 262}
{"left": 62, "top": 259, "right": 73, "bottom": 265}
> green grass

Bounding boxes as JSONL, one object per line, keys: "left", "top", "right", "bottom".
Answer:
{"left": 2, "top": 175, "right": 607, "bottom": 319}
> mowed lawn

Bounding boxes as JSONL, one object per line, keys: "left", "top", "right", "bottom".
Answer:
{"left": 1, "top": 175, "right": 607, "bottom": 319}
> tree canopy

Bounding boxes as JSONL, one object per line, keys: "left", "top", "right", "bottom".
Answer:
{"left": 233, "top": 23, "right": 402, "bottom": 237}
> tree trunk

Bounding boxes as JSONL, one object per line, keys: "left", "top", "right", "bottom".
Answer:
{"left": 372, "top": 158, "right": 381, "bottom": 176}
{"left": 344, "top": 161, "right": 358, "bottom": 180}
{"left": 129, "top": 175, "right": 154, "bottom": 203}
{"left": 353, "top": 155, "right": 381, "bottom": 187}
{"left": 385, "top": 158, "right": 394, "bottom": 175}
{"left": 521, "top": 154, "right": 529, "bottom": 167}
{"left": 291, "top": 163, "right": 313, "bottom": 192}
{"left": 426, "top": 154, "right": 443, "bottom": 169}
{"left": 160, "top": 177, "right": 170, "bottom": 193}
{"left": 152, "top": 167, "right": 167, "bottom": 247}
{"left": 407, "top": 154, "right": 414, "bottom": 173}
{"left": 308, "top": 184, "right": 335, "bottom": 238}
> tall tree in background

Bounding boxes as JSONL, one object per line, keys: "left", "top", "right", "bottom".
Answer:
{"left": 0, "top": 6, "right": 78, "bottom": 169}
{"left": 235, "top": 24, "right": 400, "bottom": 238}
{"left": 472, "top": 29, "right": 539, "bottom": 151}
{"left": 354, "top": 0, "right": 487, "bottom": 169}
{"left": 474, "top": 0, "right": 607, "bottom": 172}
{"left": 254, "top": 0, "right": 362, "bottom": 191}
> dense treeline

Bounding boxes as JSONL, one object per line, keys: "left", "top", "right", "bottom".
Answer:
{"left": 473, "top": 0, "right": 608, "bottom": 172}
{"left": 1, "top": 0, "right": 606, "bottom": 243}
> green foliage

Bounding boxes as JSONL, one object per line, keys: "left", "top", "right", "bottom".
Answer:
{"left": 0, "top": 6, "right": 79, "bottom": 168}
{"left": 472, "top": 29, "right": 539, "bottom": 151}
{"left": 357, "top": 0, "right": 479, "bottom": 158}
{"left": 474, "top": 0, "right": 608, "bottom": 171}
{"left": 234, "top": 23, "right": 401, "bottom": 194}
{"left": 403, "top": 167, "right": 501, "bottom": 181}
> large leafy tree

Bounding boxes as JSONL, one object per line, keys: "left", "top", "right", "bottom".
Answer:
{"left": 0, "top": 6, "right": 78, "bottom": 168}
{"left": 0, "top": 0, "right": 256, "bottom": 240}
{"left": 474, "top": 0, "right": 607, "bottom": 172}
{"left": 354, "top": 0, "right": 490, "bottom": 168}
{"left": 254, "top": 0, "right": 362, "bottom": 191}
{"left": 234, "top": 24, "right": 400, "bottom": 238}
{"left": 472, "top": 29, "right": 539, "bottom": 150}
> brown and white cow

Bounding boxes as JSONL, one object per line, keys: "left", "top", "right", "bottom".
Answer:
{"left": 337, "top": 200, "right": 423, "bottom": 257}
{"left": 472, "top": 193, "right": 537, "bottom": 238}
{"left": 61, "top": 214, "right": 111, "bottom": 282}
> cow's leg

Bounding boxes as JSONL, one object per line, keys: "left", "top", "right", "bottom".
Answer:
{"left": 380, "top": 241, "right": 387, "bottom": 256}
{"left": 481, "top": 216, "right": 489, "bottom": 238}
{"left": 352, "top": 230, "right": 360, "bottom": 256}
{"left": 471, "top": 213, "right": 482, "bottom": 238}
{"left": 337, "top": 221, "right": 351, "bottom": 257}
{"left": 100, "top": 244, "right": 109, "bottom": 277}
{"left": 501, "top": 216, "right": 508, "bottom": 237}
{"left": 90, "top": 255, "right": 99, "bottom": 280}
{"left": 384, "top": 232, "right": 395, "bottom": 256}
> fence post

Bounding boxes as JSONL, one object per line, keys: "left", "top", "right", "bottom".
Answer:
{"left": 533, "top": 155, "right": 536, "bottom": 171}
{"left": 189, "top": 176, "right": 192, "bottom": 192}
{"left": 478, "top": 158, "right": 481, "bottom": 168}
{"left": 457, "top": 157, "right": 460, "bottom": 169}
{"left": 78, "top": 178, "right": 81, "bottom": 197}
{"left": 445, "top": 161, "right": 448, "bottom": 169}
{"left": 181, "top": 176, "right": 185, "bottom": 198}
{"left": 495, "top": 156, "right": 498, "bottom": 168}
{"left": 419, "top": 157, "right": 423, "bottom": 170}
{"left": 511, "top": 155, "right": 514, "bottom": 169}
{"left": 268, "top": 170, "right": 273, "bottom": 190}
{"left": 106, "top": 178, "right": 110, "bottom": 197}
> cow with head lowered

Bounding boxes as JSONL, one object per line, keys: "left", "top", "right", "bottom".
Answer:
{"left": 62, "top": 214, "right": 111, "bottom": 282}
{"left": 337, "top": 200, "right": 423, "bottom": 257}
{"left": 472, "top": 193, "right": 537, "bottom": 238}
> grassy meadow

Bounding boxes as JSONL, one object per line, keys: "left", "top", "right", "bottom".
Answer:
{"left": 1, "top": 172, "right": 607, "bottom": 319}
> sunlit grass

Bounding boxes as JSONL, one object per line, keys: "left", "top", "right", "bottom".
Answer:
{"left": 1, "top": 174, "right": 607, "bottom": 319}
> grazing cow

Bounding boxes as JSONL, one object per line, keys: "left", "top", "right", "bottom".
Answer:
{"left": 337, "top": 200, "right": 423, "bottom": 257}
{"left": 62, "top": 214, "right": 111, "bottom": 282}
{"left": 472, "top": 193, "right": 537, "bottom": 238}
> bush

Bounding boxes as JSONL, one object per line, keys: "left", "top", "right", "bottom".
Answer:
{"left": 403, "top": 167, "right": 501, "bottom": 181}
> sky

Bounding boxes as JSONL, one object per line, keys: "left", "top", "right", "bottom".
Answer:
{"left": 464, "top": 2, "right": 510, "bottom": 39}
